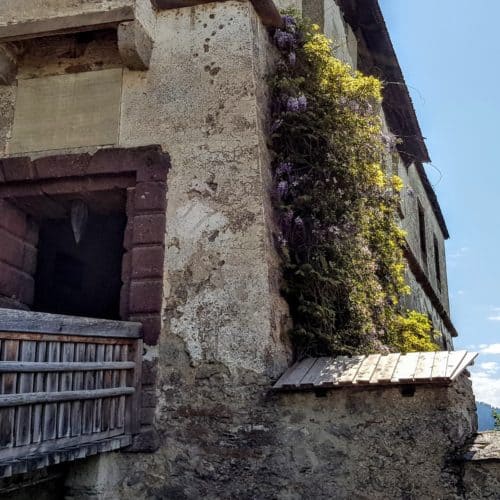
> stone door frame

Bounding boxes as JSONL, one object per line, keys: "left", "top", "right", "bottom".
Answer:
{"left": 0, "top": 146, "right": 170, "bottom": 445}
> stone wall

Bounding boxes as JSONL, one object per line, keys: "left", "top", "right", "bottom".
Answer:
{"left": 118, "top": 0, "right": 292, "bottom": 376}
{"left": 64, "top": 374, "right": 478, "bottom": 499}
{"left": 398, "top": 160, "right": 450, "bottom": 313}
{"left": 463, "top": 432, "right": 500, "bottom": 499}
{"left": 0, "top": 200, "right": 38, "bottom": 309}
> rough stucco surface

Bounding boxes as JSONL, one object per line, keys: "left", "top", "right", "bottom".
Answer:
{"left": 399, "top": 160, "right": 450, "bottom": 311}
{"left": 464, "top": 462, "right": 500, "bottom": 499}
{"left": 0, "top": 85, "right": 15, "bottom": 155}
{"left": 64, "top": 374, "right": 477, "bottom": 499}
{"left": 0, "top": 0, "right": 134, "bottom": 29}
{"left": 463, "top": 432, "right": 500, "bottom": 499}
{"left": 118, "top": 1, "right": 292, "bottom": 376}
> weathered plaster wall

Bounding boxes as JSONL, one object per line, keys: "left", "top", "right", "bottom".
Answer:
{"left": 463, "top": 432, "right": 500, "bottom": 499}
{"left": 118, "top": 0, "right": 292, "bottom": 376}
{"left": 0, "top": 29, "right": 124, "bottom": 157}
{"left": 303, "top": 0, "right": 356, "bottom": 68}
{"left": 398, "top": 160, "right": 450, "bottom": 312}
{"left": 65, "top": 374, "right": 478, "bottom": 499}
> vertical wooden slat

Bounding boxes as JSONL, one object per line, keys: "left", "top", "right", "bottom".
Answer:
{"left": 93, "top": 344, "right": 105, "bottom": 433}
{"left": 71, "top": 343, "right": 86, "bottom": 437}
{"left": 0, "top": 340, "right": 19, "bottom": 448}
{"left": 101, "top": 344, "right": 113, "bottom": 432}
{"left": 15, "top": 340, "right": 36, "bottom": 446}
{"left": 43, "top": 341, "right": 61, "bottom": 441}
{"left": 57, "top": 342, "right": 74, "bottom": 438}
{"left": 82, "top": 344, "right": 96, "bottom": 435}
{"left": 32, "top": 341, "right": 47, "bottom": 444}
{"left": 117, "top": 344, "right": 127, "bottom": 430}
{"left": 110, "top": 344, "right": 121, "bottom": 430}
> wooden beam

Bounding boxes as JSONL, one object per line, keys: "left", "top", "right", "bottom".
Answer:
{"left": 0, "top": 361, "right": 136, "bottom": 373}
{"left": 0, "top": 308, "right": 142, "bottom": 338}
{"left": 0, "top": 387, "right": 135, "bottom": 408}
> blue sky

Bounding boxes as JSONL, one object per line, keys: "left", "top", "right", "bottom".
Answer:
{"left": 380, "top": 0, "right": 500, "bottom": 406}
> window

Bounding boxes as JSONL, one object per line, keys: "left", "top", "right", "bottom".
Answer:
{"left": 417, "top": 200, "right": 427, "bottom": 266}
{"left": 433, "top": 235, "right": 442, "bottom": 291}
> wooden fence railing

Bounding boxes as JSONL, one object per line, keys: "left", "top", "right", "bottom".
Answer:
{"left": 0, "top": 308, "right": 142, "bottom": 479}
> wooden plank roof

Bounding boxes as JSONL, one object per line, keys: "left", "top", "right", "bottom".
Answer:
{"left": 273, "top": 351, "right": 477, "bottom": 391}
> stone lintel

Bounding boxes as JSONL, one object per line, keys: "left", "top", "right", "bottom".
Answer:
{"left": 151, "top": 0, "right": 283, "bottom": 27}
{"left": 0, "top": 44, "right": 20, "bottom": 85}
{"left": 118, "top": 20, "right": 153, "bottom": 71}
{"left": 0, "top": 5, "right": 135, "bottom": 43}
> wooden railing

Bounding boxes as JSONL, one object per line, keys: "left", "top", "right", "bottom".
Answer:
{"left": 0, "top": 308, "right": 142, "bottom": 479}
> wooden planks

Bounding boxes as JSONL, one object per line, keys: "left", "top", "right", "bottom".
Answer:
{"left": 273, "top": 351, "right": 478, "bottom": 391}
{"left": 0, "top": 388, "right": 135, "bottom": 407}
{"left": 0, "top": 361, "right": 136, "bottom": 372}
{"left": 0, "top": 308, "right": 142, "bottom": 338}
{"left": 0, "top": 316, "right": 143, "bottom": 480}
{"left": 0, "top": 435, "right": 132, "bottom": 479}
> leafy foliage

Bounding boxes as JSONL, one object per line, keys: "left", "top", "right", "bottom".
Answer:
{"left": 494, "top": 410, "right": 500, "bottom": 431}
{"left": 270, "top": 15, "right": 439, "bottom": 356}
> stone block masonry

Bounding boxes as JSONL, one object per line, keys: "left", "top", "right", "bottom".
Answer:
{"left": 65, "top": 371, "right": 479, "bottom": 499}
{"left": 0, "top": 200, "right": 38, "bottom": 309}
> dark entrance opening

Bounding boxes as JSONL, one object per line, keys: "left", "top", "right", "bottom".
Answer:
{"left": 33, "top": 210, "right": 126, "bottom": 320}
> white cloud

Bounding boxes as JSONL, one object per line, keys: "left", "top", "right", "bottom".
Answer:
{"left": 486, "top": 307, "right": 500, "bottom": 321}
{"left": 449, "top": 246, "right": 469, "bottom": 259}
{"left": 448, "top": 247, "right": 469, "bottom": 267}
{"left": 478, "top": 361, "right": 499, "bottom": 374}
{"left": 481, "top": 344, "right": 500, "bottom": 354}
{"left": 470, "top": 370, "right": 500, "bottom": 407}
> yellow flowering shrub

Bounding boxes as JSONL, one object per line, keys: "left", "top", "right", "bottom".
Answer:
{"left": 271, "top": 15, "right": 438, "bottom": 355}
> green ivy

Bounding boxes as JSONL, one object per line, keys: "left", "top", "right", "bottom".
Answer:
{"left": 270, "top": 15, "right": 439, "bottom": 356}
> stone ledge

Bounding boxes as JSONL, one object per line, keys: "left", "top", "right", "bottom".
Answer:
{"left": 465, "top": 431, "right": 500, "bottom": 461}
{"left": 152, "top": 0, "right": 282, "bottom": 27}
{"left": 0, "top": 2, "right": 135, "bottom": 42}
{"left": 0, "top": 0, "right": 282, "bottom": 44}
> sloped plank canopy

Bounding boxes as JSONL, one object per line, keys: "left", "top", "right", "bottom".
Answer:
{"left": 273, "top": 351, "right": 478, "bottom": 391}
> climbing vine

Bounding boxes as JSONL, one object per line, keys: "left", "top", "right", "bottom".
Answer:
{"left": 270, "top": 14, "right": 438, "bottom": 356}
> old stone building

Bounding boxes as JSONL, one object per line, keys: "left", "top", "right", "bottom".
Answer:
{"left": 0, "top": 0, "right": 498, "bottom": 498}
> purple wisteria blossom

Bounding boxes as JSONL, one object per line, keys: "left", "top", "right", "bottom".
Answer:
{"left": 282, "top": 15, "right": 296, "bottom": 30}
{"left": 281, "top": 210, "right": 294, "bottom": 231}
{"left": 276, "top": 162, "right": 293, "bottom": 176}
{"left": 381, "top": 133, "right": 397, "bottom": 150}
{"left": 276, "top": 180, "right": 288, "bottom": 199}
{"left": 298, "top": 94, "right": 308, "bottom": 111}
{"left": 274, "top": 29, "right": 295, "bottom": 50}
{"left": 328, "top": 225, "right": 340, "bottom": 235}
{"left": 348, "top": 100, "right": 360, "bottom": 113}
{"left": 271, "top": 119, "right": 283, "bottom": 132}
{"left": 277, "top": 233, "right": 288, "bottom": 247}
{"left": 286, "top": 97, "right": 299, "bottom": 112}
{"left": 294, "top": 216, "right": 304, "bottom": 228}
{"left": 288, "top": 51, "right": 297, "bottom": 66}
